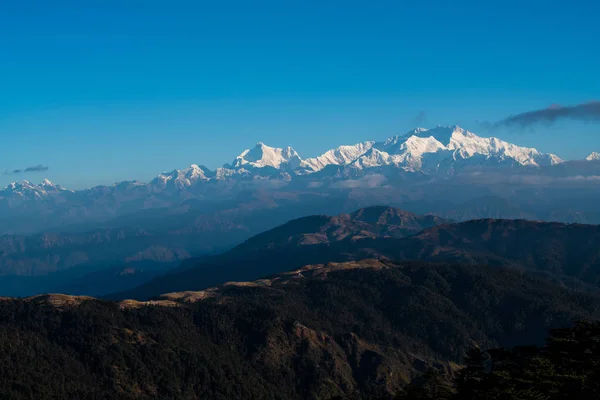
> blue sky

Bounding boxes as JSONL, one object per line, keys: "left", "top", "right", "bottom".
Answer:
{"left": 1, "top": 0, "right": 599, "bottom": 188}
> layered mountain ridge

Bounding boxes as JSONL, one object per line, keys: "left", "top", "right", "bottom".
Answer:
{"left": 113, "top": 206, "right": 600, "bottom": 301}
{"left": 2, "top": 125, "right": 598, "bottom": 237}
{"left": 1, "top": 205, "right": 600, "bottom": 399}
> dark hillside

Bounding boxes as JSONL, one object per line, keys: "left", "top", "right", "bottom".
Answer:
{"left": 1, "top": 260, "right": 599, "bottom": 399}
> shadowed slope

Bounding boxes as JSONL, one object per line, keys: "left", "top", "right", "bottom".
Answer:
{"left": 114, "top": 213, "right": 600, "bottom": 301}
{"left": 2, "top": 260, "right": 600, "bottom": 399}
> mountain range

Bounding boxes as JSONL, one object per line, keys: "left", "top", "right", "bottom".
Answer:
{"left": 1, "top": 202, "right": 600, "bottom": 398}
{"left": 3, "top": 126, "right": 600, "bottom": 299}
{"left": 2, "top": 126, "right": 569, "bottom": 196}
{"left": 3, "top": 125, "right": 591, "bottom": 236}
{"left": 0, "top": 206, "right": 446, "bottom": 298}
{"left": 112, "top": 206, "right": 600, "bottom": 301}
{"left": 2, "top": 210, "right": 600, "bottom": 399}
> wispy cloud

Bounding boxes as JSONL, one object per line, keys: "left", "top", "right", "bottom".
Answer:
{"left": 413, "top": 110, "right": 427, "bottom": 125}
{"left": 4, "top": 165, "right": 49, "bottom": 175}
{"left": 331, "top": 174, "right": 388, "bottom": 189}
{"left": 455, "top": 169, "right": 600, "bottom": 186}
{"left": 24, "top": 165, "right": 49, "bottom": 173}
{"left": 490, "top": 101, "right": 600, "bottom": 130}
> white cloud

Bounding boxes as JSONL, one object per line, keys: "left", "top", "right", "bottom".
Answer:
{"left": 331, "top": 174, "right": 388, "bottom": 189}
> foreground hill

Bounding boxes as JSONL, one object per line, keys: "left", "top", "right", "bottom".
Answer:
{"left": 2, "top": 260, "right": 600, "bottom": 399}
{"left": 115, "top": 210, "right": 600, "bottom": 301}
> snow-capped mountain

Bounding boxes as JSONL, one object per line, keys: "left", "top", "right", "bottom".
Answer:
{"left": 1, "top": 125, "right": 564, "bottom": 196}
{"left": 141, "top": 125, "right": 562, "bottom": 183}
{"left": 301, "top": 141, "right": 375, "bottom": 172}
{"left": 1, "top": 180, "right": 71, "bottom": 200}
{"left": 152, "top": 164, "right": 214, "bottom": 189}
{"left": 345, "top": 125, "right": 561, "bottom": 171}
{"left": 0, "top": 125, "right": 592, "bottom": 235}
{"left": 230, "top": 142, "right": 302, "bottom": 171}
{"left": 360, "top": 125, "right": 563, "bottom": 172}
{"left": 586, "top": 152, "right": 600, "bottom": 161}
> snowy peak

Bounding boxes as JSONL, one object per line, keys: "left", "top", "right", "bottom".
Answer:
{"left": 0, "top": 179, "right": 70, "bottom": 201}
{"left": 40, "top": 179, "right": 59, "bottom": 189}
{"left": 375, "top": 125, "right": 563, "bottom": 168}
{"left": 352, "top": 147, "right": 393, "bottom": 169}
{"left": 5, "top": 180, "right": 60, "bottom": 191}
{"left": 232, "top": 143, "right": 302, "bottom": 170}
{"left": 222, "top": 125, "right": 563, "bottom": 177}
{"left": 183, "top": 164, "right": 214, "bottom": 182}
{"left": 301, "top": 141, "right": 375, "bottom": 172}
{"left": 407, "top": 125, "right": 462, "bottom": 145}
{"left": 136, "top": 125, "right": 565, "bottom": 189}
{"left": 152, "top": 164, "right": 213, "bottom": 189}
{"left": 376, "top": 132, "right": 446, "bottom": 158}
{"left": 586, "top": 152, "right": 600, "bottom": 161}
{"left": 5, "top": 181, "right": 30, "bottom": 191}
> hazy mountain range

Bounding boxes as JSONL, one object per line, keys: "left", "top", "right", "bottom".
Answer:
{"left": 3, "top": 206, "right": 600, "bottom": 398}
{"left": 112, "top": 206, "right": 600, "bottom": 301}
{"left": 2, "top": 126, "right": 600, "bottom": 298}
{"left": 4, "top": 125, "right": 599, "bottom": 236}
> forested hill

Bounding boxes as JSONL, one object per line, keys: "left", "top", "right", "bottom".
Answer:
{"left": 1, "top": 260, "right": 599, "bottom": 399}
{"left": 114, "top": 214, "right": 600, "bottom": 301}
{"left": 396, "top": 321, "right": 600, "bottom": 399}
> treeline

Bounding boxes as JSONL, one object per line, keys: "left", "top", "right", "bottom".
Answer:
{"left": 394, "top": 321, "right": 600, "bottom": 399}
{"left": 0, "top": 262, "right": 598, "bottom": 399}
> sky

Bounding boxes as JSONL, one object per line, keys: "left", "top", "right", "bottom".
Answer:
{"left": 1, "top": 0, "right": 599, "bottom": 189}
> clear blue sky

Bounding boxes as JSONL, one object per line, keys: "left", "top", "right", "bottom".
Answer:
{"left": 2, "top": 0, "right": 599, "bottom": 188}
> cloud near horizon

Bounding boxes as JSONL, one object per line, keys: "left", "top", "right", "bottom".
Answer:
{"left": 489, "top": 101, "right": 600, "bottom": 130}
{"left": 331, "top": 174, "right": 388, "bottom": 189}
{"left": 4, "top": 165, "right": 49, "bottom": 175}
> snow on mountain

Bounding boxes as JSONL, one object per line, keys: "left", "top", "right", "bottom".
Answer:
{"left": 352, "top": 148, "right": 394, "bottom": 169}
{"left": 356, "top": 125, "right": 562, "bottom": 171}
{"left": 304, "top": 126, "right": 562, "bottom": 174}
{"left": 371, "top": 133, "right": 448, "bottom": 170}
{"left": 410, "top": 126, "right": 562, "bottom": 167}
{"left": 0, "top": 180, "right": 72, "bottom": 206}
{"left": 40, "top": 179, "right": 55, "bottom": 188}
{"left": 151, "top": 164, "right": 214, "bottom": 189}
{"left": 301, "top": 141, "right": 375, "bottom": 172}
{"left": 0, "top": 125, "right": 582, "bottom": 235}
{"left": 376, "top": 129, "right": 444, "bottom": 154}
{"left": 231, "top": 143, "right": 302, "bottom": 170}
{"left": 0, "top": 126, "right": 566, "bottom": 197}
{"left": 586, "top": 152, "right": 600, "bottom": 161}
{"left": 3, "top": 180, "right": 67, "bottom": 194}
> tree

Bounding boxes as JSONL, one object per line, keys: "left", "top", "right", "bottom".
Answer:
{"left": 395, "top": 368, "right": 453, "bottom": 400}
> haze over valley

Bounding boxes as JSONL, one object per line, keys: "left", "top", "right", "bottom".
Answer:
{"left": 2, "top": 1, "right": 600, "bottom": 398}
{"left": 2, "top": 125, "right": 600, "bottom": 298}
